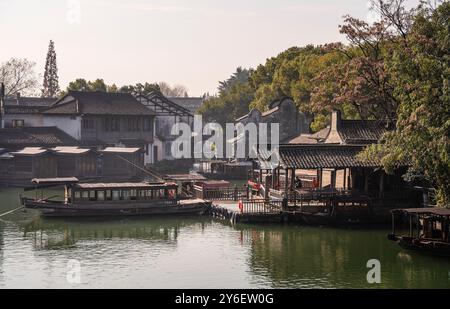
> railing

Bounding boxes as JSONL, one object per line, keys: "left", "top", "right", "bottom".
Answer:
{"left": 194, "top": 186, "right": 248, "bottom": 201}
{"left": 241, "top": 200, "right": 283, "bottom": 214}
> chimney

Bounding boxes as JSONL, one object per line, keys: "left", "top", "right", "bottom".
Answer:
{"left": 331, "top": 109, "right": 341, "bottom": 131}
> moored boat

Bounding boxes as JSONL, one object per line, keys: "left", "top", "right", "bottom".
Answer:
{"left": 21, "top": 177, "right": 211, "bottom": 217}
{"left": 388, "top": 208, "right": 450, "bottom": 256}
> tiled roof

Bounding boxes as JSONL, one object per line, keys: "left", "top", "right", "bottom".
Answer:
{"left": 4, "top": 97, "right": 56, "bottom": 107}
{"left": 0, "top": 127, "right": 78, "bottom": 149}
{"left": 4, "top": 97, "right": 57, "bottom": 114}
{"left": 288, "top": 127, "right": 330, "bottom": 144}
{"left": 167, "top": 97, "right": 204, "bottom": 114}
{"left": 43, "top": 91, "right": 156, "bottom": 116}
{"left": 258, "top": 144, "right": 380, "bottom": 169}
{"left": 338, "top": 120, "right": 387, "bottom": 144}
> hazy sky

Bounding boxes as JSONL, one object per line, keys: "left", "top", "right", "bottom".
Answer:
{"left": 0, "top": 0, "right": 405, "bottom": 96}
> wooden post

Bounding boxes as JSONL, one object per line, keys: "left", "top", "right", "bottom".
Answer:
{"left": 319, "top": 168, "right": 323, "bottom": 189}
{"left": 392, "top": 212, "right": 395, "bottom": 235}
{"left": 364, "top": 171, "right": 369, "bottom": 193}
{"left": 343, "top": 168, "right": 347, "bottom": 190}
{"left": 331, "top": 169, "right": 336, "bottom": 190}
{"left": 290, "top": 169, "right": 295, "bottom": 191}
{"left": 264, "top": 175, "right": 269, "bottom": 200}
{"left": 409, "top": 215, "right": 413, "bottom": 237}
{"left": 379, "top": 171, "right": 385, "bottom": 198}
{"left": 284, "top": 169, "right": 289, "bottom": 197}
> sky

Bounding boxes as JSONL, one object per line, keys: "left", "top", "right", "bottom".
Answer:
{"left": 0, "top": 0, "right": 415, "bottom": 96}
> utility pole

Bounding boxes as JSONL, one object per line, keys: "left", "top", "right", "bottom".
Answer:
{"left": 0, "top": 83, "right": 5, "bottom": 129}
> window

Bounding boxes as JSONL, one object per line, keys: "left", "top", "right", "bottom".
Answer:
{"left": 97, "top": 191, "right": 105, "bottom": 201}
{"left": 12, "top": 119, "right": 25, "bottom": 128}
{"left": 74, "top": 191, "right": 81, "bottom": 200}
{"left": 112, "top": 190, "right": 120, "bottom": 200}
{"left": 122, "top": 190, "right": 130, "bottom": 200}
{"left": 127, "top": 118, "right": 140, "bottom": 131}
{"left": 82, "top": 118, "right": 95, "bottom": 130}
{"left": 143, "top": 118, "right": 152, "bottom": 131}
{"left": 89, "top": 191, "right": 96, "bottom": 201}
{"left": 81, "top": 191, "right": 89, "bottom": 200}
{"left": 130, "top": 189, "right": 137, "bottom": 200}
{"left": 104, "top": 117, "right": 120, "bottom": 132}
{"left": 106, "top": 190, "right": 112, "bottom": 201}
{"left": 165, "top": 142, "right": 172, "bottom": 157}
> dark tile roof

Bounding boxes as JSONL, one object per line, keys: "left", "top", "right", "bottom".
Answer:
{"left": 289, "top": 127, "right": 330, "bottom": 144}
{"left": 4, "top": 97, "right": 57, "bottom": 114}
{"left": 167, "top": 97, "right": 204, "bottom": 114}
{"left": 0, "top": 127, "right": 78, "bottom": 149}
{"left": 43, "top": 91, "right": 156, "bottom": 116}
{"left": 4, "top": 97, "right": 56, "bottom": 107}
{"left": 258, "top": 144, "right": 380, "bottom": 169}
{"left": 338, "top": 120, "right": 387, "bottom": 144}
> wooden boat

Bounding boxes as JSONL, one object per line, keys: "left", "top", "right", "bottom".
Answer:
{"left": 388, "top": 208, "right": 450, "bottom": 256}
{"left": 21, "top": 177, "right": 211, "bottom": 217}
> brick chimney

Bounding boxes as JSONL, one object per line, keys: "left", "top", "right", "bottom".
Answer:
{"left": 331, "top": 109, "right": 341, "bottom": 131}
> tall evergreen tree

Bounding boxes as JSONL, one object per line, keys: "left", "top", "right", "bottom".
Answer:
{"left": 41, "top": 40, "right": 60, "bottom": 97}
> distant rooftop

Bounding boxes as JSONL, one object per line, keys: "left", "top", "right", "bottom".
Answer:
{"left": 167, "top": 97, "right": 204, "bottom": 114}
{"left": 43, "top": 91, "right": 156, "bottom": 116}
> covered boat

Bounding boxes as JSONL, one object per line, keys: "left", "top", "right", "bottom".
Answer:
{"left": 21, "top": 177, "right": 211, "bottom": 217}
{"left": 388, "top": 208, "right": 450, "bottom": 256}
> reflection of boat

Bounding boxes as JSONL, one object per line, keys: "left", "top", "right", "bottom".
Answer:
{"left": 21, "top": 178, "right": 211, "bottom": 218}
{"left": 388, "top": 208, "right": 450, "bottom": 256}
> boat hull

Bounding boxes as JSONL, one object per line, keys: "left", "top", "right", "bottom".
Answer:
{"left": 22, "top": 198, "right": 211, "bottom": 218}
{"left": 388, "top": 235, "right": 450, "bottom": 257}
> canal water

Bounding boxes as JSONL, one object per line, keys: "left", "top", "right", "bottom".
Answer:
{"left": 0, "top": 188, "right": 449, "bottom": 289}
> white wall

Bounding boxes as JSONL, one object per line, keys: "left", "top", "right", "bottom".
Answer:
{"left": 43, "top": 116, "right": 82, "bottom": 140}
{"left": 3, "top": 113, "right": 43, "bottom": 128}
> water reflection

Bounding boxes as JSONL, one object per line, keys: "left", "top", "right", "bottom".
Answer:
{"left": 21, "top": 217, "right": 203, "bottom": 250}
{"left": 0, "top": 188, "right": 450, "bottom": 288}
{"left": 237, "top": 225, "right": 450, "bottom": 288}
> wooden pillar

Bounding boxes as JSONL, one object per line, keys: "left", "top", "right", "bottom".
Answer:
{"left": 264, "top": 174, "right": 269, "bottom": 199}
{"left": 259, "top": 169, "right": 262, "bottom": 184}
{"left": 379, "top": 171, "right": 385, "bottom": 198}
{"left": 272, "top": 169, "right": 276, "bottom": 189}
{"left": 343, "top": 168, "right": 347, "bottom": 190}
{"left": 284, "top": 169, "right": 289, "bottom": 195}
{"left": 319, "top": 168, "right": 323, "bottom": 189}
{"left": 331, "top": 169, "right": 336, "bottom": 190}
{"left": 409, "top": 215, "right": 413, "bottom": 237}
{"left": 290, "top": 169, "right": 295, "bottom": 191}
{"left": 364, "top": 170, "right": 369, "bottom": 193}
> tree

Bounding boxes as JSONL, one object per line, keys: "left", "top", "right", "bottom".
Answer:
{"left": 120, "top": 82, "right": 160, "bottom": 95}
{"left": 198, "top": 68, "right": 254, "bottom": 125}
{"left": 362, "top": 1, "right": 450, "bottom": 206}
{"left": 218, "top": 67, "right": 251, "bottom": 95}
{"left": 41, "top": 40, "right": 60, "bottom": 97}
{"left": 157, "top": 82, "right": 188, "bottom": 97}
{"left": 0, "top": 58, "right": 39, "bottom": 96}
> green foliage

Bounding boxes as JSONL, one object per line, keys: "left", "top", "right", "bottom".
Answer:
{"left": 198, "top": 76, "right": 254, "bottom": 125}
{"left": 361, "top": 1, "right": 450, "bottom": 206}
{"left": 41, "top": 40, "right": 60, "bottom": 98}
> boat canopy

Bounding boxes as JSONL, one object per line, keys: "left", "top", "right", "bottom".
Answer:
{"left": 392, "top": 208, "right": 450, "bottom": 217}
{"left": 31, "top": 177, "right": 80, "bottom": 185}
{"left": 74, "top": 182, "right": 177, "bottom": 190}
